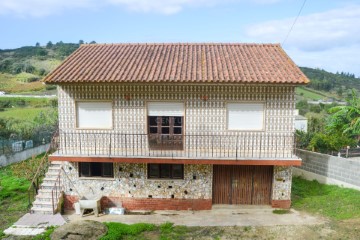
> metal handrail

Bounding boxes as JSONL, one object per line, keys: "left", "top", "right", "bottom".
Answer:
{"left": 51, "top": 170, "right": 62, "bottom": 214}
{"left": 55, "top": 131, "right": 297, "bottom": 160}
{"left": 27, "top": 129, "right": 59, "bottom": 211}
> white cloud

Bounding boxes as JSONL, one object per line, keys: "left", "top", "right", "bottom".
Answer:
{"left": 245, "top": 5, "right": 360, "bottom": 51}
{"left": 0, "top": 0, "right": 96, "bottom": 17}
{"left": 245, "top": 5, "right": 360, "bottom": 76}
{"left": 0, "top": 0, "right": 285, "bottom": 17}
{"left": 287, "top": 45, "right": 360, "bottom": 77}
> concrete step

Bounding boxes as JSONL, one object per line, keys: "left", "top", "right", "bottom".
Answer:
{"left": 40, "top": 182, "right": 62, "bottom": 189}
{"left": 38, "top": 189, "right": 53, "bottom": 194}
{"left": 33, "top": 200, "right": 53, "bottom": 208}
{"left": 51, "top": 161, "right": 63, "bottom": 165}
{"left": 43, "top": 177, "right": 59, "bottom": 182}
{"left": 48, "top": 166, "right": 61, "bottom": 170}
{"left": 31, "top": 207, "right": 54, "bottom": 215}
{"left": 46, "top": 172, "right": 60, "bottom": 177}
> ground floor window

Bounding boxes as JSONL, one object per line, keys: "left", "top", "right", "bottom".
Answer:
{"left": 148, "top": 164, "right": 184, "bottom": 179}
{"left": 79, "top": 162, "right": 114, "bottom": 178}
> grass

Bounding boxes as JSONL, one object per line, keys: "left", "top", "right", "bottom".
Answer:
{"left": 0, "top": 165, "right": 31, "bottom": 233}
{"left": 0, "top": 73, "right": 45, "bottom": 93}
{"left": 291, "top": 176, "right": 360, "bottom": 220}
{"left": 296, "top": 87, "right": 328, "bottom": 101}
{"left": 32, "top": 226, "right": 57, "bottom": 240}
{"left": 272, "top": 209, "right": 291, "bottom": 214}
{"left": 100, "top": 222, "right": 155, "bottom": 240}
{"left": 0, "top": 107, "right": 50, "bottom": 120}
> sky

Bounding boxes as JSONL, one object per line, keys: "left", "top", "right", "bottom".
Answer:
{"left": 0, "top": 0, "right": 359, "bottom": 76}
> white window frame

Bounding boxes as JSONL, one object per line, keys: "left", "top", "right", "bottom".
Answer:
{"left": 75, "top": 101, "right": 113, "bottom": 129}
{"left": 227, "top": 102, "right": 265, "bottom": 131}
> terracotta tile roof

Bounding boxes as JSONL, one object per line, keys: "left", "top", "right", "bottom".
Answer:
{"left": 43, "top": 43, "right": 309, "bottom": 84}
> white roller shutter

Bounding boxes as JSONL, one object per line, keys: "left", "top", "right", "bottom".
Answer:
{"left": 148, "top": 102, "right": 184, "bottom": 116}
{"left": 77, "top": 102, "right": 112, "bottom": 128}
{"left": 227, "top": 103, "right": 264, "bottom": 130}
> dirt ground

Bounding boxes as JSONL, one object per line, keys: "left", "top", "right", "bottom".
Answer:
{"left": 138, "top": 218, "right": 360, "bottom": 240}
{"left": 2, "top": 215, "right": 359, "bottom": 240}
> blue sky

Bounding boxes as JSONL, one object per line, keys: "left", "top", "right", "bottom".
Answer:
{"left": 1, "top": 0, "right": 359, "bottom": 76}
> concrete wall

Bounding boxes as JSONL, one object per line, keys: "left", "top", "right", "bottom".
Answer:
{"left": 294, "top": 149, "right": 360, "bottom": 191}
{"left": 0, "top": 144, "right": 50, "bottom": 167}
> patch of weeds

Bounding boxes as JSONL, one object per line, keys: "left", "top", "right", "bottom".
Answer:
{"left": 292, "top": 176, "right": 360, "bottom": 220}
{"left": 273, "top": 209, "right": 291, "bottom": 214}
{"left": 212, "top": 228, "right": 225, "bottom": 239}
{"left": 160, "top": 222, "right": 200, "bottom": 240}
{"left": 100, "top": 222, "right": 155, "bottom": 240}
{"left": 243, "top": 226, "right": 252, "bottom": 232}
{"left": 32, "top": 226, "right": 56, "bottom": 240}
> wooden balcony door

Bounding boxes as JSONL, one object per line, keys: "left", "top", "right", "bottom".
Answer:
{"left": 148, "top": 116, "right": 183, "bottom": 150}
{"left": 213, "top": 165, "right": 273, "bottom": 205}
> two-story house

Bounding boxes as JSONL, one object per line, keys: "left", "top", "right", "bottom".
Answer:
{"left": 43, "top": 43, "right": 309, "bottom": 211}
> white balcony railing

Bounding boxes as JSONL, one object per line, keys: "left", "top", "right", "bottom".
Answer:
{"left": 54, "top": 131, "right": 297, "bottom": 160}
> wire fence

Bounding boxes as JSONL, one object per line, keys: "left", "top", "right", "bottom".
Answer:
{"left": 0, "top": 131, "right": 53, "bottom": 155}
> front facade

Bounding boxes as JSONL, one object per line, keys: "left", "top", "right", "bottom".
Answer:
{"left": 45, "top": 43, "right": 309, "bottom": 210}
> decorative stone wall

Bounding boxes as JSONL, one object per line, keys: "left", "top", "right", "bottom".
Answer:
{"left": 58, "top": 84, "right": 295, "bottom": 134}
{"left": 271, "top": 166, "right": 292, "bottom": 208}
{"left": 62, "top": 161, "right": 212, "bottom": 200}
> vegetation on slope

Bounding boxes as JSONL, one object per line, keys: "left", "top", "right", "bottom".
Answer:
{"left": 292, "top": 177, "right": 360, "bottom": 220}
{"left": 300, "top": 67, "right": 360, "bottom": 94}
{"left": 0, "top": 41, "right": 81, "bottom": 93}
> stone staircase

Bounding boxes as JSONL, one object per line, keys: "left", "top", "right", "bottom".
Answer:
{"left": 30, "top": 161, "right": 63, "bottom": 214}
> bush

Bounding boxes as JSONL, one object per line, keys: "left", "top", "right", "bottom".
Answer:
{"left": 45, "top": 85, "right": 57, "bottom": 91}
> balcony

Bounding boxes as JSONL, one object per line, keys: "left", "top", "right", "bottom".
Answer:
{"left": 49, "top": 131, "right": 300, "bottom": 165}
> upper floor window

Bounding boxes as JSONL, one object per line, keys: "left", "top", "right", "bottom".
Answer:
{"left": 76, "top": 101, "right": 112, "bottom": 129}
{"left": 147, "top": 102, "right": 184, "bottom": 150}
{"left": 227, "top": 103, "right": 265, "bottom": 131}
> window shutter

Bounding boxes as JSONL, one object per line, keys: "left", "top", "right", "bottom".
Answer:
{"left": 227, "top": 103, "right": 264, "bottom": 130}
{"left": 148, "top": 102, "right": 184, "bottom": 116}
{"left": 77, "top": 102, "right": 112, "bottom": 128}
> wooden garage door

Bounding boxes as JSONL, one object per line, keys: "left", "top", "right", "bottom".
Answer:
{"left": 213, "top": 165, "right": 273, "bottom": 205}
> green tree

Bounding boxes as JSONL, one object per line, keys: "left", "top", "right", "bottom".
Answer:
{"left": 35, "top": 42, "right": 40, "bottom": 47}
{"left": 327, "top": 89, "right": 360, "bottom": 136}
{"left": 46, "top": 41, "right": 53, "bottom": 48}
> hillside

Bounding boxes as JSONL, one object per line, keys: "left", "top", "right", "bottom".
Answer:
{"left": 299, "top": 67, "right": 360, "bottom": 101}
{"left": 0, "top": 42, "right": 80, "bottom": 94}
{"left": 0, "top": 42, "right": 359, "bottom": 100}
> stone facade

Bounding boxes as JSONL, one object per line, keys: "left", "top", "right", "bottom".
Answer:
{"left": 271, "top": 166, "right": 292, "bottom": 208}
{"left": 62, "top": 161, "right": 212, "bottom": 200}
